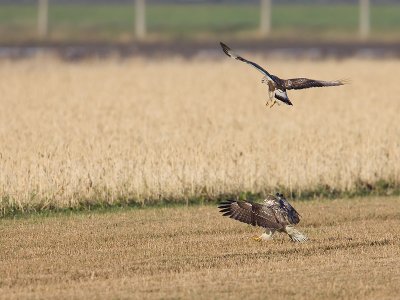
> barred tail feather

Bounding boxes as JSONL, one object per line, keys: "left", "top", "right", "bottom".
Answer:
{"left": 285, "top": 226, "right": 308, "bottom": 243}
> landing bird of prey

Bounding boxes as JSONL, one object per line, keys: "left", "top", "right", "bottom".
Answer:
{"left": 220, "top": 42, "right": 346, "bottom": 108}
{"left": 218, "top": 193, "right": 307, "bottom": 242}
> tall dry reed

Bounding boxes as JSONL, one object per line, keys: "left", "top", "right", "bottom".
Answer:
{"left": 0, "top": 57, "right": 399, "bottom": 212}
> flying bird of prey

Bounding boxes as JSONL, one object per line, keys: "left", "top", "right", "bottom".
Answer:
{"left": 218, "top": 193, "right": 307, "bottom": 242}
{"left": 220, "top": 42, "right": 346, "bottom": 107}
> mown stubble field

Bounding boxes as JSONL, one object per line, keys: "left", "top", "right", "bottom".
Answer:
{"left": 1, "top": 197, "right": 399, "bottom": 299}
{"left": 1, "top": 57, "right": 400, "bottom": 214}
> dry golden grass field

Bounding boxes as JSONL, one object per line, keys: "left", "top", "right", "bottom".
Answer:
{"left": 1, "top": 197, "right": 399, "bottom": 299}
{"left": 1, "top": 57, "right": 400, "bottom": 214}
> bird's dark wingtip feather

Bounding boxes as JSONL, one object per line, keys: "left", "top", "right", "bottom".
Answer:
{"left": 218, "top": 206, "right": 232, "bottom": 211}
{"left": 218, "top": 199, "right": 236, "bottom": 215}
{"left": 219, "top": 42, "right": 231, "bottom": 57}
{"left": 219, "top": 42, "right": 229, "bottom": 49}
{"left": 218, "top": 199, "right": 235, "bottom": 206}
{"left": 218, "top": 204, "right": 228, "bottom": 208}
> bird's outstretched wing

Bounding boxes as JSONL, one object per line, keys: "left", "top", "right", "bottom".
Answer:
{"left": 284, "top": 78, "right": 346, "bottom": 90}
{"left": 218, "top": 199, "right": 284, "bottom": 230}
{"left": 220, "top": 42, "right": 279, "bottom": 84}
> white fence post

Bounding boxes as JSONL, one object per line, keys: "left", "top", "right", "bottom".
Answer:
{"left": 359, "top": 0, "right": 370, "bottom": 39}
{"left": 135, "top": 0, "right": 146, "bottom": 39}
{"left": 260, "top": 0, "right": 271, "bottom": 36}
{"left": 38, "top": 0, "right": 49, "bottom": 38}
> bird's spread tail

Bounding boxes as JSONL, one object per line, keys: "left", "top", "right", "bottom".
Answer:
{"left": 285, "top": 226, "right": 307, "bottom": 242}
{"left": 274, "top": 89, "right": 293, "bottom": 106}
